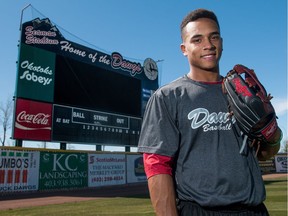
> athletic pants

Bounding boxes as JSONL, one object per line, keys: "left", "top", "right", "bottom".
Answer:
{"left": 177, "top": 200, "right": 269, "bottom": 216}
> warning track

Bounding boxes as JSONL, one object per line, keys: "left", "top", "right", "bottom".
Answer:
{"left": 0, "top": 182, "right": 149, "bottom": 210}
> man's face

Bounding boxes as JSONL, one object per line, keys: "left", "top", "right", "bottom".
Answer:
{"left": 181, "top": 18, "right": 223, "bottom": 72}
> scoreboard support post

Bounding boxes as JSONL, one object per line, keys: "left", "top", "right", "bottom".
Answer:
{"left": 60, "top": 142, "right": 66, "bottom": 150}
{"left": 15, "top": 139, "right": 23, "bottom": 147}
{"left": 96, "top": 145, "right": 102, "bottom": 151}
{"left": 125, "top": 146, "right": 130, "bottom": 152}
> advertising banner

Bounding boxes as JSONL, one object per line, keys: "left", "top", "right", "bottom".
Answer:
{"left": 39, "top": 152, "right": 88, "bottom": 190}
{"left": 0, "top": 150, "right": 39, "bottom": 192}
{"left": 13, "top": 98, "right": 52, "bottom": 141}
{"left": 16, "top": 44, "right": 55, "bottom": 102}
{"left": 88, "top": 154, "right": 126, "bottom": 187}
{"left": 274, "top": 154, "right": 287, "bottom": 173}
{"left": 126, "top": 154, "right": 146, "bottom": 183}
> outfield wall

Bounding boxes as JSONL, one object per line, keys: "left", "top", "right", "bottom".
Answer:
{"left": 258, "top": 153, "right": 287, "bottom": 174}
{"left": 0, "top": 148, "right": 146, "bottom": 193}
{"left": 0, "top": 147, "right": 286, "bottom": 193}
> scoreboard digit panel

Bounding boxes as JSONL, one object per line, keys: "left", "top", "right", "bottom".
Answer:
{"left": 54, "top": 55, "right": 142, "bottom": 117}
{"left": 52, "top": 105, "right": 142, "bottom": 146}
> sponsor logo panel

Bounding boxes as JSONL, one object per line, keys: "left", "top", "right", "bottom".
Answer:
{"left": 88, "top": 154, "right": 126, "bottom": 187}
{"left": 16, "top": 43, "right": 55, "bottom": 102}
{"left": 13, "top": 98, "right": 52, "bottom": 141}
{"left": 126, "top": 155, "right": 147, "bottom": 183}
{"left": 39, "top": 152, "right": 88, "bottom": 190}
{"left": 275, "top": 155, "right": 287, "bottom": 173}
{"left": 0, "top": 150, "right": 39, "bottom": 192}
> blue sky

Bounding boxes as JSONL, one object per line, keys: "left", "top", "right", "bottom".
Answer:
{"left": 0, "top": 0, "right": 287, "bottom": 151}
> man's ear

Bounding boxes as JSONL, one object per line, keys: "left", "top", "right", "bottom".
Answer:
{"left": 180, "top": 43, "right": 187, "bottom": 56}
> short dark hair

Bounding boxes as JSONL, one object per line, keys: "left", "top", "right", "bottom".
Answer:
{"left": 180, "top": 9, "right": 220, "bottom": 39}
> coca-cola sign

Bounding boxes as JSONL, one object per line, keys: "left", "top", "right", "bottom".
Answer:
{"left": 13, "top": 99, "right": 52, "bottom": 141}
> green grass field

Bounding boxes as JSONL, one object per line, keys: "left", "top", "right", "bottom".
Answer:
{"left": 0, "top": 176, "right": 286, "bottom": 216}
{"left": 264, "top": 177, "right": 287, "bottom": 216}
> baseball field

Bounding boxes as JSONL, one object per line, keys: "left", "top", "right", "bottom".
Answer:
{"left": 0, "top": 173, "right": 286, "bottom": 216}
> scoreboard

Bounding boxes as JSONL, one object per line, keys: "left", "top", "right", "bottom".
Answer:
{"left": 13, "top": 17, "right": 158, "bottom": 147}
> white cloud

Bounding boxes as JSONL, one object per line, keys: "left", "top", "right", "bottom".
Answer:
{"left": 272, "top": 98, "right": 288, "bottom": 145}
{"left": 272, "top": 98, "right": 288, "bottom": 117}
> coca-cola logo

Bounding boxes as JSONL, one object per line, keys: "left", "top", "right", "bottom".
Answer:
{"left": 16, "top": 111, "right": 51, "bottom": 130}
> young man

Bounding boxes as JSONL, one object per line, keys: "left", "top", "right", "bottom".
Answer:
{"left": 138, "top": 9, "right": 282, "bottom": 216}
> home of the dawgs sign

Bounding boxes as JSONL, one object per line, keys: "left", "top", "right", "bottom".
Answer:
{"left": 18, "top": 18, "right": 158, "bottom": 85}
{"left": 13, "top": 17, "right": 158, "bottom": 146}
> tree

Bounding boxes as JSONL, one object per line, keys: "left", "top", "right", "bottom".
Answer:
{"left": 0, "top": 96, "right": 13, "bottom": 146}
{"left": 281, "top": 140, "right": 288, "bottom": 153}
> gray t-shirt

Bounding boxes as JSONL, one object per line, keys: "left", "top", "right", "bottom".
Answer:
{"left": 138, "top": 75, "right": 265, "bottom": 207}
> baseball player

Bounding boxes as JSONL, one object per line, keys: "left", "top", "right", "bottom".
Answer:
{"left": 138, "top": 8, "right": 282, "bottom": 216}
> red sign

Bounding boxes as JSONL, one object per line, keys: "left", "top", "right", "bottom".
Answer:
{"left": 13, "top": 99, "right": 52, "bottom": 141}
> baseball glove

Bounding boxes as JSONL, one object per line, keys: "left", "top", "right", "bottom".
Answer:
{"left": 223, "top": 64, "right": 278, "bottom": 144}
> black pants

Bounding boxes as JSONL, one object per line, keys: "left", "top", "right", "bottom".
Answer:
{"left": 177, "top": 200, "right": 269, "bottom": 216}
